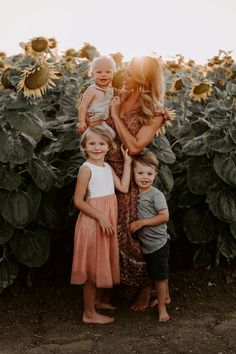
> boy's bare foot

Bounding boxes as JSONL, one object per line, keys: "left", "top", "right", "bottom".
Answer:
{"left": 150, "top": 297, "right": 171, "bottom": 308}
{"left": 158, "top": 307, "right": 170, "bottom": 322}
{"left": 83, "top": 312, "right": 114, "bottom": 324}
{"left": 95, "top": 302, "right": 116, "bottom": 310}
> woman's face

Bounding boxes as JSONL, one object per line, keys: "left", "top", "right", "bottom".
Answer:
{"left": 123, "top": 65, "right": 138, "bottom": 91}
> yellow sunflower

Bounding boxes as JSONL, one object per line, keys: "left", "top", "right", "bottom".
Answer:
{"left": 25, "top": 37, "right": 49, "bottom": 57}
{"left": 64, "top": 48, "right": 77, "bottom": 58}
{"left": 170, "top": 78, "right": 185, "bottom": 93}
{"left": 17, "top": 62, "right": 58, "bottom": 99}
{"left": 48, "top": 38, "right": 57, "bottom": 49}
{"left": 165, "top": 61, "right": 182, "bottom": 74}
{"left": 0, "top": 51, "right": 6, "bottom": 58}
{"left": 0, "top": 67, "right": 11, "bottom": 91}
{"left": 224, "top": 68, "right": 233, "bottom": 79}
{"left": 189, "top": 81, "right": 213, "bottom": 102}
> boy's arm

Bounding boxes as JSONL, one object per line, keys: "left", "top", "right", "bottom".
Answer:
{"left": 130, "top": 209, "right": 169, "bottom": 233}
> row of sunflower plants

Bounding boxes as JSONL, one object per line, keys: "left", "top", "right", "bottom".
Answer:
{"left": 164, "top": 51, "right": 236, "bottom": 267}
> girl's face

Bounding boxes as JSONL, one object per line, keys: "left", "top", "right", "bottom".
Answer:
{"left": 133, "top": 161, "right": 157, "bottom": 192}
{"left": 85, "top": 132, "right": 110, "bottom": 164}
{"left": 123, "top": 66, "right": 138, "bottom": 91}
{"left": 92, "top": 60, "right": 114, "bottom": 88}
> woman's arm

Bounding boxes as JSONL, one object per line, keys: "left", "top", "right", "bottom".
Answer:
{"left": 110, "top": 97, "right": 164, "bottom": 155}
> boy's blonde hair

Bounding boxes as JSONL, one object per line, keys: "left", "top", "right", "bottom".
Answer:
{"left": 132, "top": 150, "right": 159, "bottom": 171}
{"left": 90, "top": 55, "right": 116, "bottom": 74}
{"left": 125, "top": 56, "right": 165, "bottom": 125}
{"left": 80, "top": 125, "right": 116, "bottom": 158}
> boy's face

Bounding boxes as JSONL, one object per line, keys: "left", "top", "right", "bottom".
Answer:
{"left": 133, "top": 161, "right": 157, "bottom": 192}
{"left": 92, "top": 59, "right": 114, "bottom": 87}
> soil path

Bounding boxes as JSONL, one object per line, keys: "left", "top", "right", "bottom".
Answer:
{"left": 0, "top": 268, "right": 236, "bottom": 354}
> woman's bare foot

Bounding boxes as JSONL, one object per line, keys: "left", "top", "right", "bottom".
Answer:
{"left": 131, "top": 286, "right": 151, "bottom": 312}
{"left": 83, "top": 311, "right": 114, "bottom": 324}
{"left": 95, "top": 302, "right": 116, "bottom": 310}
{"left": 150, "top": 297, "right": 171, "bottom": 308}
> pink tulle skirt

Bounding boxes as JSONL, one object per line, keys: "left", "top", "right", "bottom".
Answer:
{"left": 71, "top": 194, "right": 120, "bottom": 288}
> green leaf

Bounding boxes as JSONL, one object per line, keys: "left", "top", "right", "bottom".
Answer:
{"left": 26, "top": 183, "right": 42, "bottom": 223}
{"left": 183, "top": 208, "right": 218, "bottom": 243}
{"left": 230, "top": 222, "right": 236, "bottom": 240}
{"left": 2, "top": 190, "right": 31, "bottom": 226}
{"left": 218, "top": 229, "right": 236, "bottom": 259}
{"left": 208, "top": 135, "right": 234, "bottom": 153}
{"left": 27, "top": 157, "right": 55, "bottom": 191}
{"left": 213, "top": 153, "right": 236, "bottom": 186}
{"left": 0, "top": 216, "right": 14, "bottom": 245}
{"left": 149, "top": 135, "right": 176, "bottom": 164}
{"left": 10, "top": 228, "right": 51, "bottom": 267}
{"left": 187, "top": 157, "right": 216, "bottom": 195}
{"left": 6, "top": 111, "right": 45, "bottom": 141}
{"left": 0, "top": 131, "right": 34, "bottom": 164}
{"left": 206, "top": 184, "right": 236, "bottom": 223}
{"left": 182, "top": 135, "right": 208, "bottom": 156}
{"left": 178, "top": 184, "right": 203, "bottom": 208}
{"left": 0, "top": 258, "right": 19, "bottom": 289}
{"left": 155, "top": 163, "right": 174, "bottom": 198}
{"left": 0, "top": 167, "right": 22, "bottom": 191}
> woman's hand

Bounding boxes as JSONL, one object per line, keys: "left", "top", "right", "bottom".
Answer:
{"left": 110, "top": 96, "right": 121, "bottom": 119}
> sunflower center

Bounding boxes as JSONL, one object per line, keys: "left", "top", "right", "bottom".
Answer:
{"left": 25, "top": 67, "right": 50, "bottom": 89}
{"left": 31, "top": 38, "right": 48, "bottom": 52}
{"left": 175, "top": 79, "right": 184, "bottom": 90}
{"left": 193, "top": 83, "right": 210, "bottom": 94}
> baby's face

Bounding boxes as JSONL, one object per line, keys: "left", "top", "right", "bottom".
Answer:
{"left": 92, "top": 59, "right": 114, "bottom": 87}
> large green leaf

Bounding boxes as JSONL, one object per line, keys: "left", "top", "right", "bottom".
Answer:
{"left": 218, "top": 229, "right": 236, "bottom": 259}
{"left": 206, "top": 184, "right": 236, "bottom": 223}
{"left": 155, "top": 163, "right": 174, "bottom": 198}
{"left": 149, "top": 135, "right": 176, "bottom": 164}
{"left": 208, "top": 135, "right": 234, "bottom": 153}
{"left": 230, "top": 222, "right": 236, "bottom": 240}
{"left": 0, "top": 131, "right": 34, "bottom": 164}
{"left": 183, "top": 208, "right": 218, "bottom": 243}
{"left": 26, "top": 183, "right": 42, "bottom": 223}
{"left": 0, "top": 167, "right": 22, "bottom": 191}
{"left": 213, "top": 153, "right": 236, "bottom": 186}
{"left": 37, "top": 194, "right": 58, "bottom": 228}
{"left": 10, "top": 227, "right": 51, "bottom": 267}
{"left": 27, "top": 157, "right": 55, "bottom": 191}
{"left": 0, "top": 216, "right": 14, "bottom": 245}
{"left": 6, "top": 111, "right": 45, "bottom": 141}
{"left": 177, "top": 184, "right": 203, "bottom": 208}
{"left": 2, "top": 190, "right": 31, "bottom": 226}
{"left": 181, "top": 135, "right": 208, "bottom": 156}
{"left": 186, "top": 157, "right": 216, "bottom": 195}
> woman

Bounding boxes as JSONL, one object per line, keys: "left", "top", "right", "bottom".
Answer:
{"left": 106, "top": 56, "right": 173, "bottom": 311}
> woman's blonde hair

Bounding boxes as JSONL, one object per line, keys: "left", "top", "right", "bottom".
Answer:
{"left": 80, "top": 125, "right": 116, "bottom": 158}
{"left": 126, "top": 56, "right": 165, "bottom": 125}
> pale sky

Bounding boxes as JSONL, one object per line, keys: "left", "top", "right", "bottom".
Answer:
{"left": 2, "top": 0, "right": 236, "bottom": 64}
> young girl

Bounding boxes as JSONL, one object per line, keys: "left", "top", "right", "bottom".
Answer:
{"left": 76, "top": 55, "right": 116, "bottom": 137}
{"left": 71, "top": 125, "right": 131, "bottom": 324}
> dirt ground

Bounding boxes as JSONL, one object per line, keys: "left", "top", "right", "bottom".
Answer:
{"left": 0, "top": 266, "right": 236, "bottom": 354}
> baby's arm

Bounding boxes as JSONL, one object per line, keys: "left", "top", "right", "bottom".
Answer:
{"left": 74, "top": 166, "right": 114, "bottom": 236}
{"left": 130, "top": 209, "right": 169, "bottom": 233}
{"left": 76, "top": 87, "right": 95, "bottom": 134}
{"left": 112, "top": 146, "right": 131, "bottom": 193}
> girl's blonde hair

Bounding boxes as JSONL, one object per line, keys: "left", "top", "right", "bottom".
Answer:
{"left": 125, "top": 56, "right": 165, "bottom": 125}
{"left": 80, "top": 126, "right": 116, "bottom": 158}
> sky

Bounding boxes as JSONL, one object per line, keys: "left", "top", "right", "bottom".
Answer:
{"left": 1, "top": 0, "right": 236, "bottom": 64}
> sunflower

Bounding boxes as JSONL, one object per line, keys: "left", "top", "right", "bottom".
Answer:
{"left": 0, "top": 67, "right": 13, "bottom": 91}
{"left": 165, "top": 61, "right": 182, "bottom": 74}
{"left": 170, "top": 78, "right": 185, "bottom": 93}
{"left": 189, "top": 81, "right": 213, "bottom": 102}
{"left": 224, "top": 68, "right": 233, "bottom": 79}
{"left": 64, "top": 48, "right": 77, "bottom": 58}
{"left": 48, "top": 38, "right": 57, "bottom": 49}
{"left": 25, "top": 37, "right": 49, "bottom": 57}
{"left": 17, "top": 62, "right": 58, "bottom": 99}
{"left": 0, "top": 51, "right": 6, "bottom": 58}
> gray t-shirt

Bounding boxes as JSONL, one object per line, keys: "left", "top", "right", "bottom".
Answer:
{"left": 137, "top": 186, "right": 170, "bottom": 254}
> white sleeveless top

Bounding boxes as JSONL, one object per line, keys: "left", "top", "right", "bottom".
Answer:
{"left": 83, "top": 161, "right": 115, "bottom": 198}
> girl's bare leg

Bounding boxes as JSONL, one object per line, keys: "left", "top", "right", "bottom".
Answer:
{"left": 131, "top": 285, "right": 151, "bottom": 312}
{"left": 95, "top": 288, "right": 116, "bottom": 310}
{"left": 155, "top": 280, "right": 170, "bottom": 322}
{"left": 83, "top": 280, "right": 114, "bottom": 324}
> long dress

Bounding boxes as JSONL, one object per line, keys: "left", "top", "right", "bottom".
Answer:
{"left": 71, "top": 161, "right": 120, "bottom": 288}
{"left": 106, "top": 110, "right": 150, "bottom": 288}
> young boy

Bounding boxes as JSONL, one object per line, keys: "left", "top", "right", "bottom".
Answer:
{"left": 130, "top": 151, "right": 170, "bottom": 321}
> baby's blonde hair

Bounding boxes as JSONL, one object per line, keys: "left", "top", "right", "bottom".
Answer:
{"left": 90, "top": 55, "right": 116, "bottom": 74}
{"left": 80, "top": 125, "right": 116, "bottom": 158}
{"left": 126, "top": 56, "right": 165, "bottom": 125}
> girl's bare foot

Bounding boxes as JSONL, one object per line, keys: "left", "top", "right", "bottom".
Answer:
{"left": 83, "top": 311, "right": 114, "bottom": 324}
{"left": 95, "top": 302, "right": 116, "bottom": 310}
{"left": 158, "top": 307, "right": 170, "bottom": 322}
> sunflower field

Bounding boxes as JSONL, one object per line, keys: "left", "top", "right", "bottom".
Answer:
{"left": 0, "top": 37, "right": 236, "bottom": 291}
